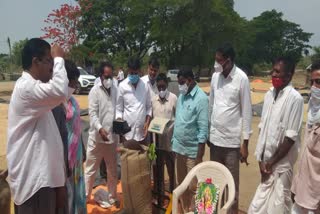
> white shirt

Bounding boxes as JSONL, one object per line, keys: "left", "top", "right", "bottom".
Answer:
{"left": 116, "top": 78, "right": 152, "bottom": 141}
{"left": 151, "top": 91, "right": 177, "bottom": 151}
{"left": 7, "top": 57, "right": 69, "bottom": 205}
{"left": 117, "top": 70, "right": 124, "bottom": 81}
{"left": 94, "top": 77, "right": 101, "bottom": 86}
{"left": 141, "top": 75, "right": 159, "bottom": 97}
{"left": 255, "top": 85, "right": 304, "bottom": 171}
{"left": 88, "top": 80, "right": 118, "bottom": 145}
{"left": 209, "top": 65, "right": 253, "bottom": 148}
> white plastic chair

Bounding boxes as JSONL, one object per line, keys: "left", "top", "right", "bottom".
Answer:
{"left": 172, "top": 161, "right": 236, "bottom": 214}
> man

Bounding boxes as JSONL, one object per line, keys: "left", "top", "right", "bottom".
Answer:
{"left": 6, "top": 38, "right": 68, "bottom": 213}
{"left": 172, "top": 67, "right": 208, "bottom": 213}
{"left": 208, "top": 43, "right": 252, "bottom": 213}
{"left": 94, "top": 75, "right": 118, "bottom": 86}
{"left": 116, "top": 57, "right": 152, "bottom": 213}
{"left": 248, "top": 57, "right": 304, "bottom": 214}
{"left": 291, "top": 61, "right": 320, "bottom": 214}
{"left": 151, "top": 73, "right": 177, "bottom": 193}
{"left": 141, "top": 57, "right": 160, "bottom": 97}
{"left": 116, "top": 57, "right": 152, "bottom": 142}
{"left": 85, "top": 62, "right": 119, "bottom": 206}
{"left": 117, "top": 67, "right": 125, "bottom": 84}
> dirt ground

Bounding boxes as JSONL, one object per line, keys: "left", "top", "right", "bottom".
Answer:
{"left": 0, "top": 71, "right": 309, "bottom": 213}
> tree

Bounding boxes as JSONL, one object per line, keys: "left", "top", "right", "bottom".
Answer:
{"left": 70, "top": 1, "right": 311, "bottom": 74}
{"left": 0, "top": 54, "right": 9, "bottom": 73}
{"left": 311, "top": 46, "right": 320, "bottom": 62}
{"left": 41, "top": 3, "right": 83, "bottom": 51}
{"left": 151, "top": 0, "right": 242, "bottom": 69}
{"left": 11, "top": 39, "right": 28, "bottom": 66}
{"left": 247, "top": 10, "right": 312, "bottom": 65}
{"left": 7, "top": 37, "right": 12, "bottom": 63}
{"left": 79, "top": 0, "right": 155, "bottom": 60}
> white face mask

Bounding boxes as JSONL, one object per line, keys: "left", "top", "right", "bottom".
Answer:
{"left": 179, "top": 83, "right": 188, "bottom": 95}
{"left": 214, "top": 61, "right": 223, "bottom": 73}
{"left": 311, "top": 86, "right": 320, "bottom": 103}
{"left": 308, "top": 86, "right": 320, "bottom": 125}
{"left": 159, "top": 89, "right": 167, "bottom": 99}
{"left": 103, "top": 78, "right": 112, "bottom": 89}
{"left": 67, "top": 87, "right": 75, "bottom": 99}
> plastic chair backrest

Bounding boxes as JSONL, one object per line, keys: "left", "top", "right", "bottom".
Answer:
{"left": 172, "top": 161, "right": 236, "bottom": 214}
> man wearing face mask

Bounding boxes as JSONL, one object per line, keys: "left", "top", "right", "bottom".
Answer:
{"left": 208, "top": 43, "right": 252, "bottom": 213}
{"left": 116, "top": 57, "right": 153, "bottom": 213}
{"left": 85, "top": 62, "right": 119, "bottom": 207}
{"left": 172, "top": 67, "right": 208, "bottom": 212}
{"left": 116, "top": 57, "right": 152, "bottom": 142}
{"left": 248, "top": 57, "right": 304, "bottom": 214}
{"left": 151, "top": 73, "right": 177, "bottom": 193}
{"left": 291, "top": 61, "right": 320, "bottom": 214}
{"left": 141, "top": 57, "right": 160, "bottom": 97}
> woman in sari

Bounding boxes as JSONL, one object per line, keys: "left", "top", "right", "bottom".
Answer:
{"left": 64, "top": 60, "right": 87, "bottom": 214}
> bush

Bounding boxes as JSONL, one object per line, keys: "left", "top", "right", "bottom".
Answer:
{"left": 252, "top": 63, "right": 271, "bottom": 76}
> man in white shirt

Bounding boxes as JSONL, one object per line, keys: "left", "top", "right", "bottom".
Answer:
{"left": 116, "top": 57, "right": 152, "bottom": 141}
{"left": 248, "top": 57, "right": 304, "bottom": 214}
{"left": 85, "top": 62, "right": 119, "bottom": 206}
{"left": 291, "top": 61, "right": 320, "bottom": 214}
{"left": 151, "top": 73, "right": 177, "bottom": 193}
{"left": 209, "top": 43, "right": 252, "bottom": 213}
{"left": 116, "top": 57, "right": 153, "bottom": 213}
{"left": 7, "top": 39, "right": 68, "bottom": 213}
{"left": 141, "top": 57, "right": 160, "bottom": 97}
{"left": 117, "top": 67, "right": 125, "bottom": 84}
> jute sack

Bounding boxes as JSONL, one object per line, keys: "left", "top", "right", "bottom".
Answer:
{"left": 119, "top": 144, "right": 152, "bottom": 214}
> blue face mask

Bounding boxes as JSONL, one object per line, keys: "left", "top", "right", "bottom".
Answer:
{"left": 128, "top": 74, "right": 140, "bottom": 84}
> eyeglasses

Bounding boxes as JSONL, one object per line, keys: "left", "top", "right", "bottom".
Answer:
{"left": 310, "top": 79, "right": 320, "bottom": 85}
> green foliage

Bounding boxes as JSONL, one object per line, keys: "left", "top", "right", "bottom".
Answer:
{"left": 148, "top": 143, "right": 157, "bottom": 161}
{"left": 311, "top": 46, "right": 320, "bottom": 63}
{"left": 80, "top": 0, "right": 155, "bottom": 59}
{"left": 69, "top": 1, "right": 312, "bottom": 74}
{"left": 151, "top": 0, "right": 241, "bottom": 69}
{"left": 252, "top": 63, "right": 271, "bottom": 75}
{"left": 1, "top": 38, "right": 27, "bottom": 73}
{"left": 67, "top": 44, "right": 91, "bottom": 66}
{"left": 297, "top": 56, "right": 312, "bottom": 69}
{"left": 0, "top": 54, "right": 9, "bottom": 73}
{"left": 11, "top": 39, "right": 28, "bottom": 66}
{"left": 246, "top": 10, "right": 312, "bottom": 65}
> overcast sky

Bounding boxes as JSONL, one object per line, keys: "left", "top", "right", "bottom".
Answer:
{"left": 0, "top": 0, "right": 319, "bottom": 53}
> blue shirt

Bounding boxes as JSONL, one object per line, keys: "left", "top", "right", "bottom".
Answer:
{"left": 172, "top": 85, "right": 208, "bottom": 158}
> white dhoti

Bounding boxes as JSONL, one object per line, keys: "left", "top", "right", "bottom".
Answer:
{"left": 291, "top": 203, "right": 316, "bottom": 214}
{"left": 248, "top": 169, "right": 293, "bottom": 214}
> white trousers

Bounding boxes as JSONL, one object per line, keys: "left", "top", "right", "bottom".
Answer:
{"left": 85, "top": 141, "right": 118, "bottom": 200}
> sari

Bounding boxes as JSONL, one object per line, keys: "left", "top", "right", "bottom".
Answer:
{"left": 66, "top": 96, "right": 87, "bottom": 214}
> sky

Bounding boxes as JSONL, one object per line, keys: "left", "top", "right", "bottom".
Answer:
{"left": 0, "top": 0, "right": 319, "bottom": 54}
